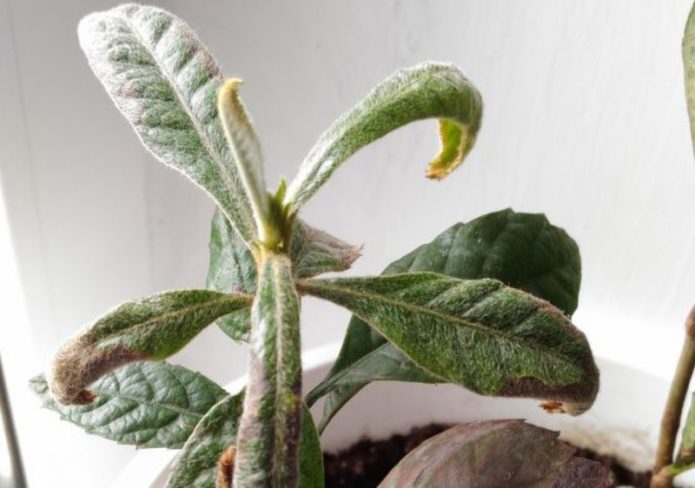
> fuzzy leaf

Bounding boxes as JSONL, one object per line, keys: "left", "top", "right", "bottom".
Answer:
{"left": 307, "top": 209, "right": 581, "bottom": 430}
{"left": 289, "top": 219, "right": 362, "bottom": 279}
{"left": 218, "top": 79, "right": 269, "bottom": 233}
{"left": 299, "top": 273, "right": 598, "bottom": 415}
{"left": 78, "top": 4, "right": 257, "bottom": 242}
{"left": 30, "top": 362, "right": 226, "bottom": 448}
{"left": 683, "top": 1, "right": 695, "bottom": 158}
{"left": 167, "top": 393, "right": 323, "bottom": 488}
{"left": 379, "top": 420, "right": 614, "bottom": 488}
{"left": 49, "top": 290, "right": 251, "bottom": 404}
{"left": 207, "top": 209, "right": 359, "bottom": 341}
{"left": 284, "top": 62, "right": 483, "bottom": 207}
{"left": 233, "top": 254, "right": 303, "bottom": 487}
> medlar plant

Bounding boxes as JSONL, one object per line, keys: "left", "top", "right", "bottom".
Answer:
{"left": 31, "top": 4, "right": 604, "bottom": 487}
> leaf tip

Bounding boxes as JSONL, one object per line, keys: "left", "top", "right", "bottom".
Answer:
{"left": 425, "top": 120, "right": 476, "bottom": 180}
{"left": 218, "top": 78, "right": 244, "bottom": 109}
{"left": 48, "top": 334, "right": 146, "bottom": 406}
{"left": 216, "top": 446, "right": 236, "bottom": 487}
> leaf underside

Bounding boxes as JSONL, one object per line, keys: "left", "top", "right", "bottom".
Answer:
{"left": 207, "top": 209, "right": 360, "bottom": 341}
{"left": 378, "top": 420, "right": 614, "bottom": 488}
{"left": 30, "top": 362, "right": 227, "bottom": 448}
{"left": 308, "top": 209, "right": 582, "bottom": 430}
{"left": 300, "top": 272, "right": 597, "bottom": 417}
{"left": 78, "top": 4, "right": 256, "bottom": 242}
{"left": 284, "top": 62, "right": 483, "bottom": 207}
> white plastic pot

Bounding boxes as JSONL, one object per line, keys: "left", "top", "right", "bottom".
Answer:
{"left": 113, "top": 343, "right": 695, "bottom": 487}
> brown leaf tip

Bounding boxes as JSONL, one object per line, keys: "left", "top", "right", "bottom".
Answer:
{"left": 75, "top": 390, "right": 96, "bottom": 404}
{"left": 48, "top": 333, "right": 146, "bottom": 405}
{"left": 425, "top": 167, "right": 447, "bottom": 180}
{"left": 215, "top": 446, "right": 235, "bottom": 488}
{"left": 540, "top": 400, "right": 566, "bottom": 414}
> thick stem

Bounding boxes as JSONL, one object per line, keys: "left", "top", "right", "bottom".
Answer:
{"left": 651, "top": 306, "right": 695, "bottom": 488}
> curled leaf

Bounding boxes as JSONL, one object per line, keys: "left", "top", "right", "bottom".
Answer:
{"left": 217, "top": 79, "right": 268, "bottom": 235}
{"left": 299, "top": 273, "right": 598, "bottom": 415}
{"left": 49, "top": 290, "right": 251, "bottom": 405}
{"left": 284, "top": 62, "right": 483, "bottom": 207}
{"left": 307, "top": 209, "right": 582, "bottom": 430}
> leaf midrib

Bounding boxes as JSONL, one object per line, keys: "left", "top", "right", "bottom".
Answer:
{"left": 116, "top": 7, "right": 255, "bottom": 237}
{"left": 298, "top": 277, "right": 581, "bottom": 369}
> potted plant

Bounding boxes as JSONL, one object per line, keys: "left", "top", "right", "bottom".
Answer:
{"left": 28, "top": 3, "right": 695, "bottom": 487}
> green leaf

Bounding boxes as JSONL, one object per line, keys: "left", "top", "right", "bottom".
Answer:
{"left": 683, "top": 1, "right": 695, "bottom": 158}
{"left": 298, "top": 406, "right": 325, "bottom": 488}
{"left": 218, "top": 79, "right": 269, "bottom": 237}
{"left": 167, "top": 393, "right": 323, "bottom": 488}
{"left": 289, "top": 218, "right": 362, "bottom": 279}
{"left": 49, "top": 290, "right": 251, "bottom": 404}
{"left": 284, "top": 62, "right": 483, "bottom": 208}
{"left": 30, "top": 362, "right": 227, "bottom": 448}
{"left": 207, "top": 210, "right": 258, "bottom": 342}
{"left": 78, "top": 4, "right": 256, "bottom": 242}
{"left": 307, "top": 209, "right": 581, "bottom": 430}
{"left": 207, "top": 209, "right": 360, "bottom": 341}
{"left": 379, "top": 420, "right": 614, "bottom": 488}
{"left": 233, "top": 254, "right": 303, "bottom": 487}
{"left": 678, "top": 392, "right": 695, "bottom": 464}
{"left": 299, "top": 273, "right": 598, "bottom": 415}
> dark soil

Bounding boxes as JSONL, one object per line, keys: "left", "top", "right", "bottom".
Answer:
{"left": 572, "top": 447, "right": 651, "bottom": 488}
{"left": 322, "top": 423, "right": 653, "bottom": 487}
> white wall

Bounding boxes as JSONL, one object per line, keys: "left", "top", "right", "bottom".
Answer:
{"left": 2, "top": 0, "right": 695, "bottom": 486}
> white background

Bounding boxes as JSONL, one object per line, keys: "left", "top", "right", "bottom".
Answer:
{"left": 2, "top": 0, "right": 695, "bottom": 486}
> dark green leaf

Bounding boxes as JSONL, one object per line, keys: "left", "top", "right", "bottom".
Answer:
{"left": 167, "top": 393, "right": 323, "bottom": 488}
{"left": 379, "top": 420, "right": 614, "bottom": 488}
{"left": 207, "top": 209, "right": 258, "bottom": 342}
{"left": 49, "top": 290, "right": 250, "bottom": 404}
{"left": 299, "top": 273, "right": 598, "bottom": 415}
{"left": 30, "top": 362, "right": 226, "bottom": 448}
{"left": 298, "top": 406, "right": 325, "bottom": 488}
{"left": 307, "top": 209, "right": 581, "bottom": 430}
{"left": 284, "top": 62, "right": 483, "bottom": 207}
{"left": 233, "top": 254, "right": 302, "bottom": 487}
{"left": 79, "top": 5, "right": 257, "bottom": 242}
{"left": 167, "top": 392, "right": 244, "bottom": 487}
{"left": 207, "top": 209, "right": 359, "bottom": 341}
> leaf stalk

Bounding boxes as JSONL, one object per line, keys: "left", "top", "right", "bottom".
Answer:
{"left": 651, "top": 306, "right": 695, "bottom": 488}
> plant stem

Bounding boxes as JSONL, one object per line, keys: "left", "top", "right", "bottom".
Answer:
{"left": 0, "top": 355, "right": 27, "bottom": 488}
{"left": 651, "top": 306, "right": 695, "bottom": 488}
